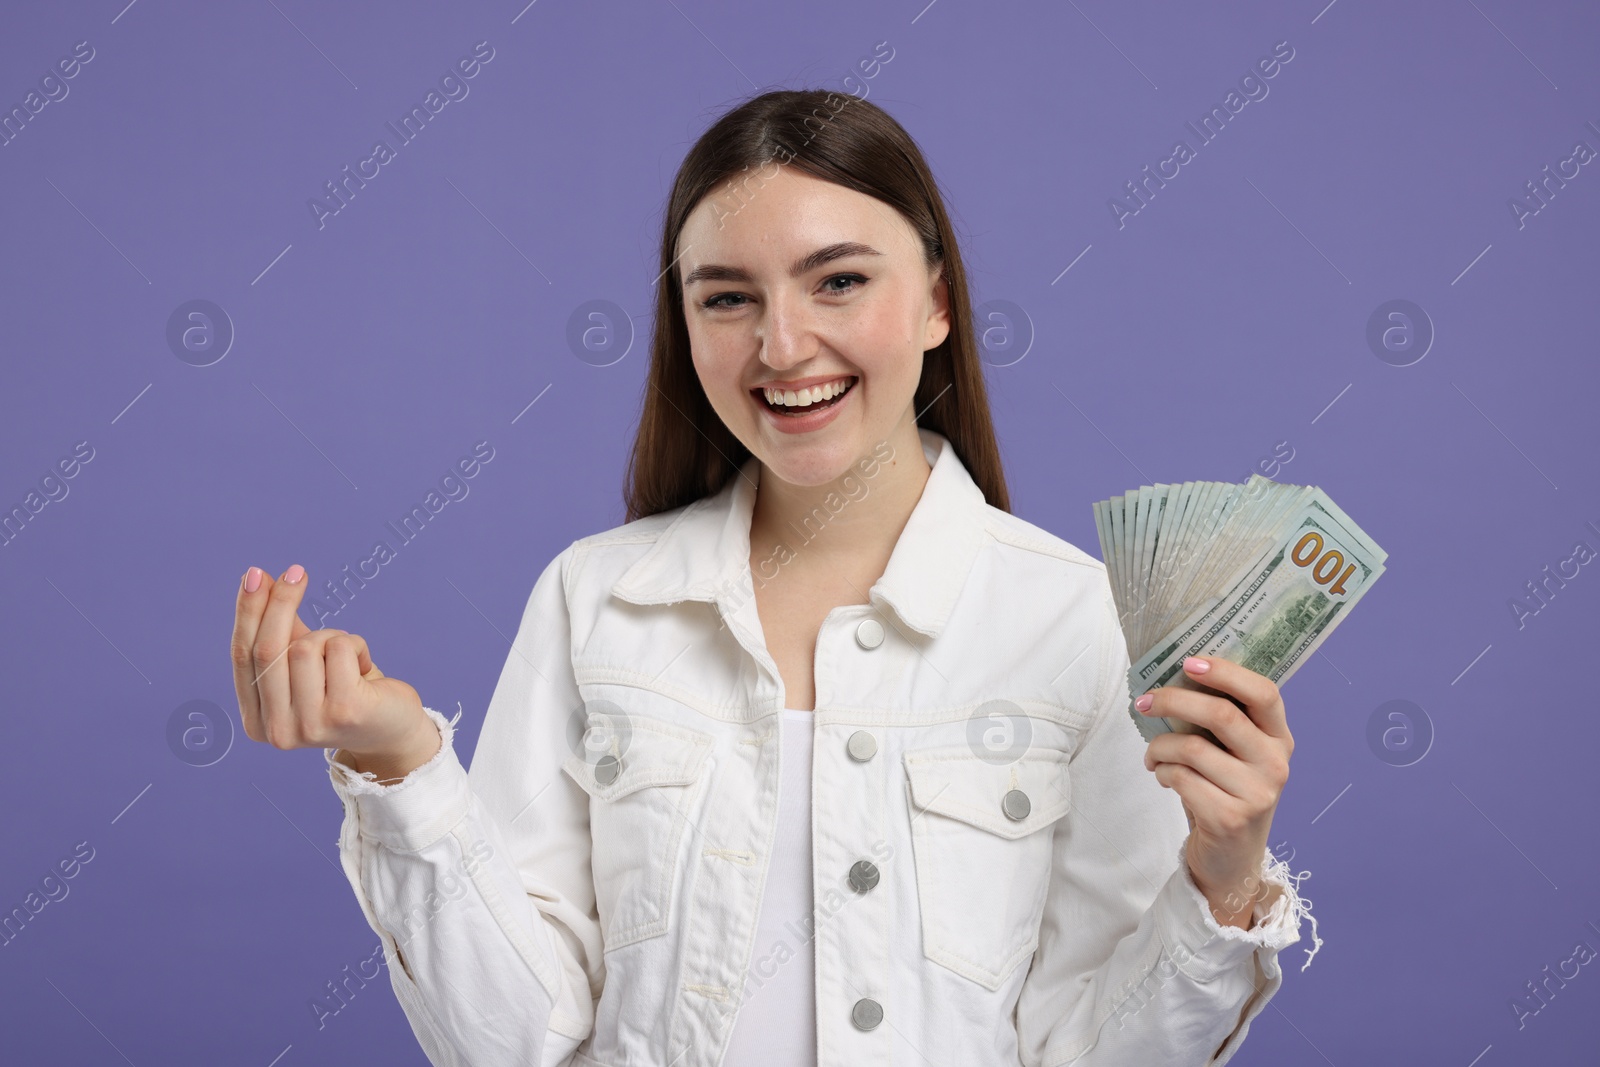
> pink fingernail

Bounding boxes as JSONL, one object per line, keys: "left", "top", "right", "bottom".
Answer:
{"left": 244, "top": 567, "right": 262, "bottom": 593}
{"left": 1134, "top": 693, "right": 1153, "bottom": 711}
{"left": 284, "top": 564, "right": 305, "bottom": 584}
{"left": 1184, "top": 656, "right": 1210, "bottom": 674}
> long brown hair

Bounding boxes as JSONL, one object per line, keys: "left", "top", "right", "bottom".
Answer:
{"left": 623, "top": 88, "right": 1010, "bottom": 521}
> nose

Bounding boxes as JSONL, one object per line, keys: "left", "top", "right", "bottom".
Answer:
{"left": 756, "top": 290, "right": 816, "bottom": 373}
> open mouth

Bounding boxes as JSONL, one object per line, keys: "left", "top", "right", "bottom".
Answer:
{"left": 753, "top": 375, "right": 857, "bottom": 417}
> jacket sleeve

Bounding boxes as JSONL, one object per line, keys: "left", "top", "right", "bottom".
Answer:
{"left": 323, "top": 544, "right": 604, "bottom": 1066}
{"left": 1014, "top": 587, "right": 1321, "bottom": 1067}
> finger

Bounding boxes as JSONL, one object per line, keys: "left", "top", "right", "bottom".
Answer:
{"left": 1142, "top": 683, "right": 1274, "bottom": 763}
{"left": 324, "top": 629, "right": 373, "bottom": 676}
{"left": 317, "top": 627, "right": 376, "bottom": 677}
{"left": 249, "top": 570, "right": 312, "bottom": 640}
{"left": 324, "top": 632, "right": 371, "bottom": 712}
{"left": 253, "top": 564, "right": 310, "bottom": 735}
{"left": 1180, "top": 656, "right": 1291, "bottom": 742}
{"left": 232, "top": 566, "right": 271, "bottom": 739}
{"left": 1146, "top": 730, "right": 1256, "bottom": 799}
{"left": 235, "top": 568, "right": 313, "bottom": 742}
{"left": 283, "top": 628, "right": 343, "bottom": 746}
{"left": 1150, "top": 761, "right": 1245, "bottom": 831}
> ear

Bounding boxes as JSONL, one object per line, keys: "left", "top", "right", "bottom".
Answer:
{"left": 922, "top": 263, "right": 952, "bottom": 352}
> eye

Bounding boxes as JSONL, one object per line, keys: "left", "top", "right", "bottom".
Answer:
{"left": 697, "top": 272, "right": 867, "bottom": 311}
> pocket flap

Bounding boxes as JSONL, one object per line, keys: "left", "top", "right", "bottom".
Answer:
{"left": 903, "top": 745, "right": 1072, "bottom": 839}
{"left": 561, "top": 716, "right": 713, "bottom": 801}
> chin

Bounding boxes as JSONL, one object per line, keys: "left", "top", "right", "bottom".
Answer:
{"left": 755, "top": 438, "right": 864, "bottom": 488}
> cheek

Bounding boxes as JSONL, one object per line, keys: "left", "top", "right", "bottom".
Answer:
{"left": 688, "top": 330, "right": 746, "bottom": 409}
{"left": 886, "top": 287, "right": 931, "bottom": 346}
{"left": 842, "top": 302, "right": 922, "bottom": 381}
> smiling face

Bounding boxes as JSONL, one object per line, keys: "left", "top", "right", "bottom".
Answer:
{"left": 676, "top": 165, "right": 950, "bottom": 488}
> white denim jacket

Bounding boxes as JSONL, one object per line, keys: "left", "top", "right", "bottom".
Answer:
{"left": 324, "top": 428, "right": 1318, "bottom": 1067}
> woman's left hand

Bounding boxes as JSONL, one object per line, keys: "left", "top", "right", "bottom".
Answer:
{"left": 1136, "top": 655, "right": 1294, "bottom": 929}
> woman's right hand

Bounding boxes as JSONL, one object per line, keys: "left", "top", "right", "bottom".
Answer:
{"left": 231, "top": 563, "right": 439, "bottom": 778}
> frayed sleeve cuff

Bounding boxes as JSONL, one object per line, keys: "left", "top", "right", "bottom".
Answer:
{"left": 1155, "top": 837, "right": 1323, "bottom": 983}
{"left": 323, "top": 704, "right": 470, "bottom": 851}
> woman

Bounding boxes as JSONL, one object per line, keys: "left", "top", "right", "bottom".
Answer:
{"left": 231, "top": 89, "right": 1315, "bottom": 1066}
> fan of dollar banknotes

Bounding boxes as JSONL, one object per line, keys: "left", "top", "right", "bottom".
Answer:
{"left": 1093, "top": 475, "right": 1388, "bottom": 744}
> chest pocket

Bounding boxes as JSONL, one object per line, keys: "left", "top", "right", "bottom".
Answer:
{"left": 903, "top": 745, "right": 1073, "bottom": 990}
{"left": 562, "top": 715, "right": 715, "bottom": 950}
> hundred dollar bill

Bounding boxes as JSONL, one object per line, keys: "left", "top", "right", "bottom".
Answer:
{"left": 1095, "top": 478, "right": 1387, "bottom": 745}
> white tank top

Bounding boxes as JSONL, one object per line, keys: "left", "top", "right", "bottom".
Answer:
{"left": 722, "top": 708, "right": 816, "bottom": 1065}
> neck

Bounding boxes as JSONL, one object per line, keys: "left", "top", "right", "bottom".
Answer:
{"left": 749, "top": 417, "right": 933, "bottom": 584}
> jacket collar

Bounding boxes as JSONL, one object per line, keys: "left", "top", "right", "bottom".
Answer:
{"left": 611, "top": 428, "right": 989, "bottom": 639}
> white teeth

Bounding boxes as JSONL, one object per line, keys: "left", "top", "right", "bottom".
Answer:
{"left": 763, "top": 377, "right": 853, "bottom": 409}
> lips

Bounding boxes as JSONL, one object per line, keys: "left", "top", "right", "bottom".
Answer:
{"left": 753, "top": 375, "right": 857, "bottom": 415}
{"left": 750, "top": 374, "right": 857, "bottom": 435}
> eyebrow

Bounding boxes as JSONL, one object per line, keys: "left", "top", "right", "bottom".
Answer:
{"left": 680, "top": 241, "right": 884, "bottom": 286}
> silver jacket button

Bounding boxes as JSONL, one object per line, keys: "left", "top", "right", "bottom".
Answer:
{"left": 854, "top": 618, "right": 885, "bottom": 650}
{"left": 851, "top": 997, "right": 884, "bottom": 1030}
{"left": 847, "top": 730, "right": 877, "bottom": 762}
{"left": 594, "top": 754, "right": 622, "bottom": 786}
{"left": 847, "top": 859, "right": 880, "bottom": 893}
{"left": 1001, "top": 788, "right": 1031, "bottom": 821}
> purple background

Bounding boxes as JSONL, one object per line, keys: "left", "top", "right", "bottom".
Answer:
{"left": 3, "top": 0, "right": 1597, "bottom": 1063}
